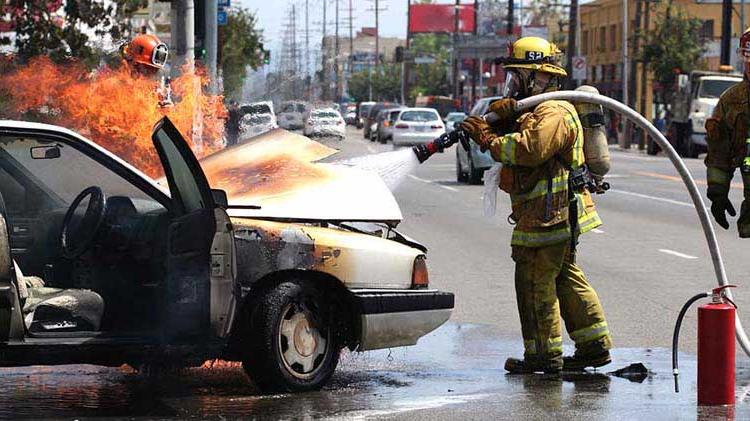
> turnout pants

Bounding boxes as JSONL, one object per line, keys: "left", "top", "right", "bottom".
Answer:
{"left": 511, "top": 241, "right": 612, "bottom": 364}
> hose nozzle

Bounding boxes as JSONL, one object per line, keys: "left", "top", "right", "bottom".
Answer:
{"left": 412, "top": 130, "right": 465, "bottom": 164}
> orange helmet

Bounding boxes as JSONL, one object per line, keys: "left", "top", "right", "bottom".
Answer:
{"left": 123, "top": 34, "right": 168, "bottom": 69}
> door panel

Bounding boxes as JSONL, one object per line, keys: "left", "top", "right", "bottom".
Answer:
{"left": 151, "top": 117, "right": 216, "bottom": 339}
{"left": 0, "top": 193, "right": 25, "bottom": 341}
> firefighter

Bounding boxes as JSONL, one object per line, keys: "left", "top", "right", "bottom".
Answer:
{"left": 460, "top": 37, "right": 612, "bottom": 374}
{"left": 121, "top": 33, "right": 172, "bottom": 106}
{"left": 704, "top": 28, "right": 750, "bottom": 237}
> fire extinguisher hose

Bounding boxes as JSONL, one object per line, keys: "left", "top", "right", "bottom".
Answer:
{"left": 511, "top": 91, "right": 750, "bottom": 359}
{"left": 672, "top": 292, "right": 709, "bottom": 393}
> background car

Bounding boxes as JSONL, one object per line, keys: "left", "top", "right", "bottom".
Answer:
{"left": 278, "top": 101, "right": 309, "bottom": 130}
{"left": 391, "top": 108, "right": 446, "bottom": 147}
{"left": 303, "top": 108, "right": 346, "bottom": 138}
{"left": 356, "top": 101, "right": 375, "bottom": 129}
{"left": 238, "top": 101, "right": 278, "bottom": 140}
{"left": 364, "top": 102, "right": 397, "bottom": 140}
{"left": 456, "top": 96, "right": 502, "bottom": 184}
{"left": 375, "top": 107, "right": 405, "bottom": 143}
{"left": 444, "top": 111, "right": 467, "bottom": 133}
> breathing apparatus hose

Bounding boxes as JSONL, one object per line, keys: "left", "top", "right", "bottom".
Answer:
{"left": 672, "top": 292, "right": 710, "bottom": 393}
{"left": 510, "top": 91, "right": 750, "bottom": 359}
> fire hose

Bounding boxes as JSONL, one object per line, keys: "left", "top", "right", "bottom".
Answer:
{"left": 519, "top": 91, "right": 750, "bottom": 358}
{"left": 413, "top": 90, "right": 750, "bottom": 358}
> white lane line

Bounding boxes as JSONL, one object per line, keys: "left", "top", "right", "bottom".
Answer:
{"left": 658, "top": 249, "right": 698, "bottom": 260}
{"left": 592, "top": 228, "right": 605, "bottom": 234}
{"left": 408, "top": 174, "right": 459, "bottom": 192}
{"left": 608, "top": 189, "right": 693, "bottom": 207}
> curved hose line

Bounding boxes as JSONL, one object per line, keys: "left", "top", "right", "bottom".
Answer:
{"left": 672, "top": 292, "right": 709, "bottom": 393}
{"left": 513, "top": 91, "right": 750, "bottom": 358}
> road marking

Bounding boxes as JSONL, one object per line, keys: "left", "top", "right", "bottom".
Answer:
{"left": 635, "top": 171, "right": 744, "bottom": 189}
{"left": 658, "top": 249, "right": 698, "bottom": 260}
{"left": 608, "top": 189, "right": 693, "bottom": 207}
{"left": 408, "top": 174, "right": 459, "bottom": 192}
{"left": 592, "top": 228, "right": 605, "bottom": 234}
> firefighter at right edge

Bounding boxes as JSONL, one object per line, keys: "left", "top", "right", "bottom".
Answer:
{"left": 705, "top": 28, "right": 750, "bottom": 237}
{"left": 460, "top": 37, "right": 613, "bottom": 374}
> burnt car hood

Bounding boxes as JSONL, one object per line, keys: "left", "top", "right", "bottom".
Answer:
{"left": 199, "top": 128, "right": 403, "bottom": 225}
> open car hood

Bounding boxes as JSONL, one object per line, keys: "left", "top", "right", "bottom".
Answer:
{"left": 199, "top": 128, "right": 403, "bottom": 225}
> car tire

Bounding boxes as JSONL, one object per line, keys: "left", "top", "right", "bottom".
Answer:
{"left": 242, "top": 279, "right": 340, "bottom": 393}
{"left": 647, "top": 138, "right": 659, "bottom": 156}
{"left": 684, "top": 123, "right": 699, "bottom": 159}
{"left": 378, "top": 133, "right": 387, "bottom": 144}
{"left": 456, "top": 150, "right": 467, "bottom": 183}
{"left": 468, "top": 159, "right": 483, "bottom": 185}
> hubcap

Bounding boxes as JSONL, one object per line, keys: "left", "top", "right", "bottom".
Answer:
{"left": 278, "top": 304, "right": 327, "bottom": 379}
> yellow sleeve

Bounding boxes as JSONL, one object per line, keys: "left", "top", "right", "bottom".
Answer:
{"left": 486, "top": 103, "right": 570, "bottom": 167}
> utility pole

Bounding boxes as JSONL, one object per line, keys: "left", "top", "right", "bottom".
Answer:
{"left": 721, "top": 0, "right": 732, "bottom": 66}
{"left": 471, "top": 0, "right": 477, "bottom": 104}
{"left": 170, "top": 0, "right": 195, "bottom": 76}
{"left": 375, "top": 0, "right": 380, "bottom": 67}
{"left": 404, "top": 0, "right": 412, "bottom": 105}
{"left": 453, "top": 0, "right": 460, "bottom": 99}
{"left": 335, "top": 0, "right": 340, "bottom": 102}
{"left": 205, "top": 0, "right": 217, "bottom": 93}
{"left": 565, "top": 0, "right": 578, "bottom": 89}
{"left": 507, "top": 0, "right": 514, "bottom": 35}
{"left": 349, "top": 0, "right": 354, "bottom": 57}
{"left": 639, "top": 0, "right": 651, "bottom": 146}
{"left": 621, "top": 0, "right": 629, "bottom": 149}
{"left": 306, "top": 0, "right": 310, "bottom": 100}
{"left": 292, "top": 5, "right": 298, "bottom": 98}
{"left": 322, "top": 0, "right": 328, "bottom": 100}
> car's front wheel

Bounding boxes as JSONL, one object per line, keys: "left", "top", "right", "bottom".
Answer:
{"left": 242, "top": 279, "right": 340, "bottom": 393}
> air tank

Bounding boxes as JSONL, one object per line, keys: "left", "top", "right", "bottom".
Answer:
{"left": 574, "top": 85, "right": 610, "bottom": 182}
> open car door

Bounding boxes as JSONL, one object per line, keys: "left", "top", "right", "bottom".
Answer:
{"left": 152, "top": 117, "right": 216, "bottom": 340}
{"left": 0, "top": 193, "right": 24, "bottom": 341}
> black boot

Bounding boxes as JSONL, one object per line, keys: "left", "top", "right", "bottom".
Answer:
{"left": 504, "top": 357, "right": 562, "bottom": 374}
{"left": 562, "top": 350, "right": 611, "bottom": 371}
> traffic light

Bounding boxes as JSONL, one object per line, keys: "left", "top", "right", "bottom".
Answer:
{"left": 395, "top": 46, "right": 404, "bottom": 63}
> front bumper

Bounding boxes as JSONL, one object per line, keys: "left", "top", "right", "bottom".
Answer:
{"left": 351, "top": 289, "right": 454, "bottom": 351}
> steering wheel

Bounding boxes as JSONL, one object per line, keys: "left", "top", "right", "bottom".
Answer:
{"left": 60, "top": 186, "right": 107, "bottom": 259}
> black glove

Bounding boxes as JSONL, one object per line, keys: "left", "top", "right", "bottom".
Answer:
{"left": 711, "top": 197, "right": 736, "bottom": 230}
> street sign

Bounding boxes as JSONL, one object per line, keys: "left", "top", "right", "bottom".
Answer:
{"left": 218, "top": 0, "right": 230, "bottom": 7}
{"left": 572, "top": 56, "right": 587, "bottom": 81}
{"left": 414, "top": 56, "right": 436, "bottom": 64}
{"left": 218, "top": 10, "right": 228, "bottom": 26}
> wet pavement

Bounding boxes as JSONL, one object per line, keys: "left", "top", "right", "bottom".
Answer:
{"left": 1, "top": 322, "right": 748, "bottom": 419}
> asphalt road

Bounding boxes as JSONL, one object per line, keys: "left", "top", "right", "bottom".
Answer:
{"left": 334, "top": 125, "right": 750, "bottom": 355}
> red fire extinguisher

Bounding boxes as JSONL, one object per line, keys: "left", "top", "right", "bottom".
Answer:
{"left": 672, "top": 285, "right": 737, "bottom": 405}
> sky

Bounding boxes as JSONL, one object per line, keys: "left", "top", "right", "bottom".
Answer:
{"left": 245, "top": 0, "right": 409, "bottom": 65}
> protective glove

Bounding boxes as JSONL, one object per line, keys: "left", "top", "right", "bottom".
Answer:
{"left": 710, "top": 196, "right": 736, "bottom": 230}
{"left": 460, "top": 116, "right": 492, "bottom": 151}
{"left": 487, "top": 98, "right": 518, "bottom": 126}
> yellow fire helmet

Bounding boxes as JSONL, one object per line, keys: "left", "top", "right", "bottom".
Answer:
{"left": 500, "top": 37, "right": 567, "bottom": 77}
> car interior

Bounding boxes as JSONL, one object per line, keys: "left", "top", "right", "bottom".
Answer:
{"left": 0, "top": 135, "right": 172, "bottom": 336}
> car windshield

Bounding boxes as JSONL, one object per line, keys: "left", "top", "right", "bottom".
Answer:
{"left": 446, "top": 113, "right": 466, "bottom": 122}
{"left": 0, "top": 136, "right": 160, "bottom": 209}
{"left": 360, "top": 105, "right": 373, "bottom": 116}
{"left": 699, "top": 80, "right": 737, "bottom": 99}
{"left": 242, "top": 104, "right": 271, "bottom": 114}
{"left": 312, "top": 111, "right": 338, "bottom": 119}
{"left": 242, "top": 114, "right": 272, "bottom": 125}
{"left": 400, "top": 111, "right": 439, "bottom": 122}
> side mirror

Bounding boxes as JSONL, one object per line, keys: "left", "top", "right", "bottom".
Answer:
{"left": 30, "top": 145, "right": 61, "bottom": 160}
{"left": 211, "top": 189, "right": 229, "bottom": 209}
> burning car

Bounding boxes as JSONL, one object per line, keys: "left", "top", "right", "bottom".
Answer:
{"left": 0, "top": 118, "right": 453, "bottom": 393}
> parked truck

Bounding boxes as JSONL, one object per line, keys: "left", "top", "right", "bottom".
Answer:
{"left": 658, "top": 70, "right": 742, "bottom": 158}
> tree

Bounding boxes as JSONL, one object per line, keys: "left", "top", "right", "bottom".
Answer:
{"left": 408, "top": 33, "right": 451, "bottom": 100}
{"left": 4, "top": 0, "right": 144, "bottom": 65}
{"left": 640, "top": 4, "right": 706, "bottom": 87}
{"left": 220, "top": 8, "right": 266, "bottom": 101}
{"left": 348, "top": 64, "right": 401, "bottom": 102}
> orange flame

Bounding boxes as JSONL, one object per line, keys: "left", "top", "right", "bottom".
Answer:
{"left": 0, "top": 57, "right": 226, "bottom": 177}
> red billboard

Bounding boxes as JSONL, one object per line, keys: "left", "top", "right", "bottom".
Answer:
{"left": 409, "top": 3, "right": 476, "bottom": 34}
